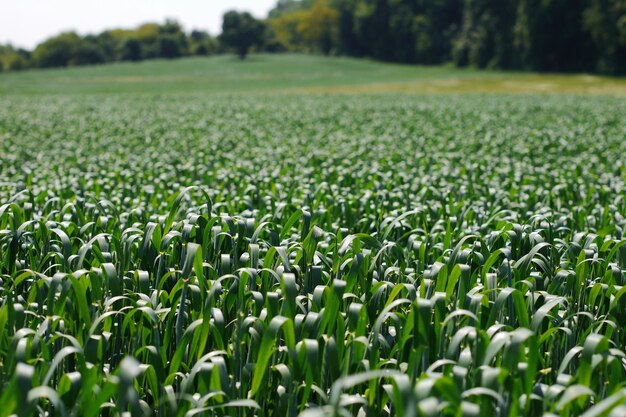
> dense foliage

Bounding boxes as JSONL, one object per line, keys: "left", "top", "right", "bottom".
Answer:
{"left": 268, "top": 0, "right": 626, "bottom": 74}
{"left": 2, "top": 0, "right": 626, "bottom": 74}
{"left": 1, "top": 92, "right": 626, "bottom": 416}
{"left": 219, "top": 12, "right": 267, "bottom": 60}
{"left": 0, "top": 20, "right": 218, "bottom": 71}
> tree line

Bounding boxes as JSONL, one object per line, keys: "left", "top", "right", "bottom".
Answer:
{"left": 1, "top": 0, "right": 625, "bottom": 75}
{"left": 0, "top": 20, "right": 218, "bottom": 72}
{"left": 265, "top": 0, "right": 626, "bottom": 75}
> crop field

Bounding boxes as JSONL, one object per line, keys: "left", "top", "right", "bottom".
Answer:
{"left": 1, "top": 57, "right": 626, "bottom": 417}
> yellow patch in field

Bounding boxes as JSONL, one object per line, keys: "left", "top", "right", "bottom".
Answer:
{"left": 281, "top": 76, "right": 626, "bottom": 96}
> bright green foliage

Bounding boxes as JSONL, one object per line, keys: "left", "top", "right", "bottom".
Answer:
{"left": 0, "top": 93, "right": 626, "bottom": 416}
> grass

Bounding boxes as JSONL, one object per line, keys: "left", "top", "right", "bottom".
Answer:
{"left": 1, "top": 56, "right": 626, "bottom": 416}
{"left": 0, "top": 54, "right": 625, "bottom": 95}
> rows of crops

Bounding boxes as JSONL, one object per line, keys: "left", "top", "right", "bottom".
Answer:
{"left": 1, "top": 94, "right": 626, "bottom": 416}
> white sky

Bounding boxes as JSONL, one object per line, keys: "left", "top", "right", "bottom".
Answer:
{"left": 0, "top": 0, "right": 277, "bottom": 49}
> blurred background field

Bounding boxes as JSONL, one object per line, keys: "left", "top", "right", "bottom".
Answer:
{"left": 1, "top": 54, "right": 625, "bottom": 96}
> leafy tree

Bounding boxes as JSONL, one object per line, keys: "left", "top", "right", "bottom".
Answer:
{"left": 583, "top": 0, "right": 626, "bottom": 74}
{"left": 190, "top": 30, "right": 208, "bottom": 43}
{"left": 351, "top": 0, "right": 392, "bottom": 61}
{"left": 120, "top": 38, "right": 143, "bottom": 61}
{"left": 269, "top": 10, "right": 309, "bottom": 51}
{"left": 33, "top": 32, "right": 85, "bottom": 68}
{"left": 159, "top": 19, "right": 184, "bottom": 35}
{"left": 333, "top": 0, "right": 363, "bottom": 55}
{"left": 219, "top": 11, "right": 265, "bottom": 59}
{"left": 260, "top": 24, "right": 288, "bottom": 52}
{"left": 269, "top": 0, "right": 316, "bottom": 18}
{"left": 297, "top": 0, "right": 340, "bottom": 54}
{"left": 414, "top": 0, "right": 463, "bottom": 64}
{"left": 92, "top": 32, "right": 119, "bottom": 62}
{"left": 157, "top": 34, "right": 183, "bottom": 58}
{"left": 514, "top": 0, "right": 593, "bottom": 72}
{"left": 68, "top": 37, "right": 106, "bottom": 66}
{"left": 189, "top": 30, "right": 218, "bottom": 56}
{"left": 132, "top": 23, "right": 161, "bottom": 59}
{"left": 264, "top": 0, "right": 624, "bottom": 73}
{"left": 0, "top": 45, "right": 31, "bottom": 71}
{"left": 452, "top": 0, "right": 518, "bottom": 68}
{"left": 5, "top": 1, "right": 626, "bottom": 74}
{"left": 158, "top": 19, "right": 189, "bottom": 57}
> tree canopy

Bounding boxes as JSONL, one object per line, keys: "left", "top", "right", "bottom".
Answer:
{"left": 266, "top": 0, "right": 626, "bottom": 74}
{"left": 0, "top": 20, "right": 218, "bottom": 71}
{"left": 1, "top": 1, "right": 624, "bottom": 74}
{"left": 219, "top": 11, "right": 266, "bottom": 59}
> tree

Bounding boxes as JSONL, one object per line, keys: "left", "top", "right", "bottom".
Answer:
{"left": 583, "top": 0, "right": 626, "bottom": 74}
{"left": 92, "top": 32, "right": 119, "bottom": 62}
{"left": 269, "top": 0, "right": 316, "bottom": 18}
{"left": 0, "top": 45, "right": 32, "bottom": 72}
{"left": 413, "top": 0, "right": 463, "bottom": 64}
{"left": 269, "top": 0, "right": 339, "bottom": 54}
{"left": 157, "top": 35, "right": 182, "bottom": 58}
{"left": 333, "top": 0, "right": 363, "bottom": 55}
{"left": 158, "top": 20, "right": 189, "bottom": 57}
{"left": 189, "top": 30, "right": 218, "bottom": 55}
{"left": 60, "top": 36, "right": 106, "bottom": 66}
{"left": 134, "top": 23, "right": 161, "bottom": 59}
{"left": 269, "top": 10, "right": 310, "bottom": 51}
{"left": 120, "top": 38, "right": 143, "bottom": 61}
{"left": 299, "top": 0, "right": 340, "bottom": 54}
{"left": 33, "top": 32, "right": 85, "bottom": 68}
{"left": 514, "top": 0, "right": 593, "bottom": 72}
{"left": 219, "top": 11, "right": 265, "bottom": 59}
{"left": 452, "top": 0, "right": 518, "bottom": 69}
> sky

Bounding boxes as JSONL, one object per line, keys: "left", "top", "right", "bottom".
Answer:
{"left": 0, "top": 0, "right": 277, "bottom": 50}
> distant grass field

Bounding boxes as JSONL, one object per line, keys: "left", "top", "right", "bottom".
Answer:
{"left": 1, "top": 53, "right": 625, "bottom": 95}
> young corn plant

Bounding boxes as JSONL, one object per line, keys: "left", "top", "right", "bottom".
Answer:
{"left": 0, "top": 94, "right": 625, "bottom": 416}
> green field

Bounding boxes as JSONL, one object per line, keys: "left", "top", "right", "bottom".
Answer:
{"left": 1, "top": 56, "right": 626, "bottom": 416}
{"left": 1, "top": 54, "right": 626, "bottom": 96}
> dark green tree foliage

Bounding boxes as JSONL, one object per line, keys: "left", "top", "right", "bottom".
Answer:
{"left": 19, "top": 20, "right": 198, "bottom": 70}
{"left": 453, "top": 0, "right": 518, "bottom": 68}
{"left": 0, "top": 45, "right": 32, "bottom": 72}
{"left": 420, "top": 0, "right": 463, "bottom": 64}
{"left": 189, "top": 30, "right": 218, "bottom": 55}
{"left": 260, "top": 25, "right": 288, "bottom": 53}
{"left": 514, "top": 0, "right": 594, "bottom": 72}
{"left": 74, "top": 36, "right": 107, "bottom": 66}
{"left": 4, "top": 2, "right": 626, "bottom": 74}
{"left": 31, "top": 32, "right": 105, "bottom": 68}
{"left": 219, "top": 11, "right": 266, "bottom": 59}
{"left": 387, "top": 0, "right": 427, "bottom": 62}
{"left": 583, "top": 0, "right": 626, "bottom": 74}
{"left": 352, "top": 0, "right": 392, "bottom": 60}
{"left": 32, "top": 32, "right": 86, "bottom": 68}
{"left": 283, "top": 0, "right": 626, "bottom": 74}
{"left": 92, "top": 32, "right": 119, "bottom": 62}
{"left": 120, "top": 38, "right": 143, "bottom": 62}
{"left": 269, "top": 0, "right": 316, "bottom": 17}
{"left": 333, "top": 0, "right": 363, "bottom": 55}
{"left": 158, "top": 35, "right": 183, "bottom": 58}
{"left": 157, "top": 20, "right": 189, "bottom": 58}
